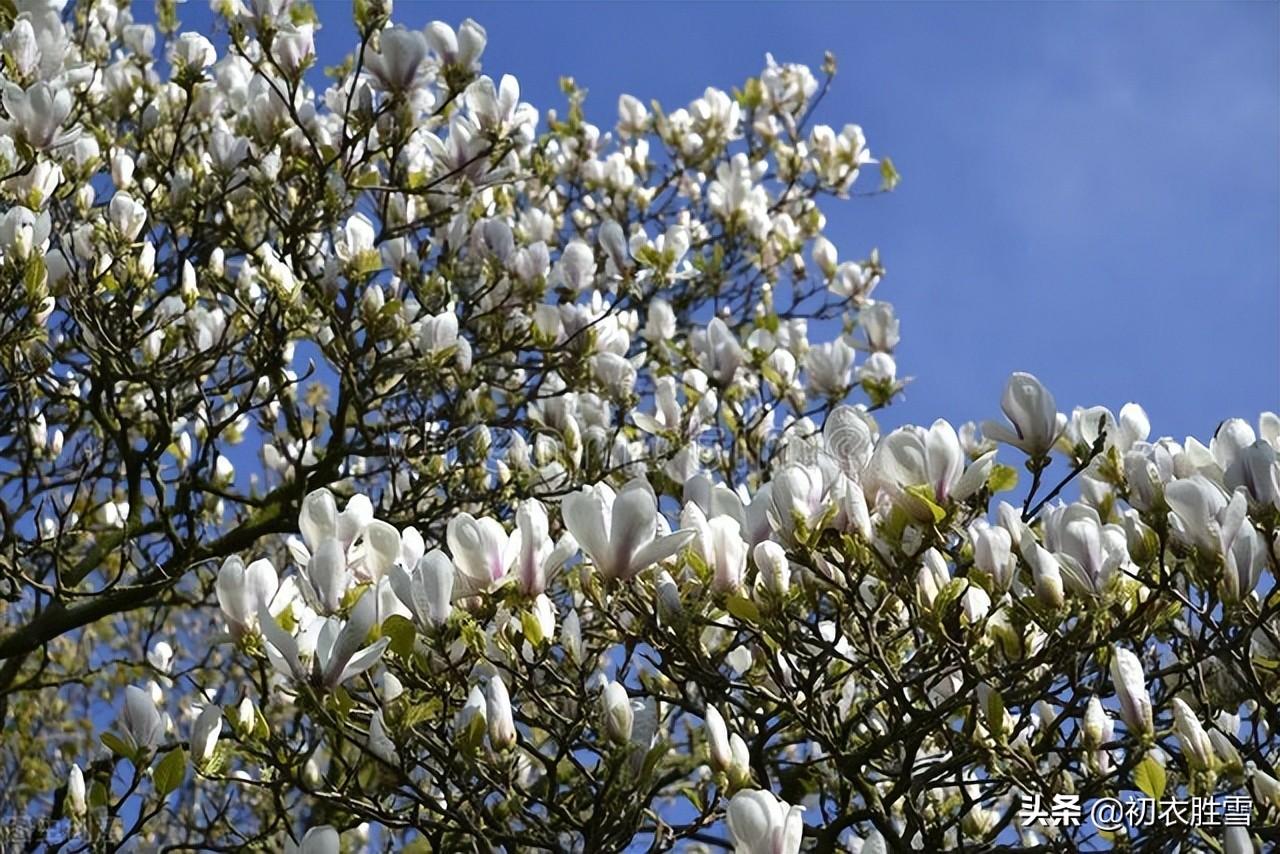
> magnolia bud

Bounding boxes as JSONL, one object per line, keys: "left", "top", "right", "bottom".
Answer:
{"left": 812, "top": 235, "right": 837, "bottom": 277}
{"left": 1224, "top": 826, "right": 1255, "bottom": 854}
{"left": 67, "top": 764, "right": 86, "bottom": 816}
{"left": 485, "top": 675, "right": 516, "bottom": 751}
{"left": 173, "top": 32, "right": 216, "bottom": 70}
{"left": 601, "top": 681, "right": 633, "bottom": 745}
{"left": 728, "top": 733, "right": 751, "bottom": 788}
{"left": 1172, "top": 698, "right": 1215, "bottom": 771}
{"left": 522, "top": 593, "right": 556, "bottom": 647}
{"left": 1082, "top": 696, "right": 1106, "bottom": 750}
{"left": 656, "top": 570, "right": 682, "bottom": 625}
{"left": 191, "top": 704, "right": 222, "bottom": 767}
{"left": 753, "top": 540, "right": 791, "bottom": 598}
{"left": 382, "top": 671, "right": 404, "bottom": 703}
{"left": 916, "top": 548, "right": 950, "bottom": 611}
{"left": 1110, "top": 646, "right": 1153, "bottom": 737}
{"left": 110, "top": 149, "right": 135, "bottom": 189}
{"left": 108, "top": 192, "right": 147, "bottom": 241}
{"left": 234, "top": 696, "right": 256, "bottom": 735}
{"left": 561, "top": 609, "right": 583, "bottom": 662}
{"left": 705, "top": 706, "right": 731, "bottom": 773}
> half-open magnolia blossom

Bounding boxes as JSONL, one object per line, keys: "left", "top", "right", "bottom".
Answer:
{"left": 216, "top": 556, "right": 279, "bottom": 639}
{"left": 117, "top": 685, "right": 165, "bottom": 758}
{"left": 562, "top": 480, "right": 695, "bottom": 581}
{"left": 982, "top": 372, "right": 1066, "bottom": 458}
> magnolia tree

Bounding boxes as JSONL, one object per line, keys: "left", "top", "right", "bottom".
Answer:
{"left": 0, "top": 2, "right": 1276, "bottom": 852}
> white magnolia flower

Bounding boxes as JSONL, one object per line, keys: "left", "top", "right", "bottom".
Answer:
{"left": 0, "top": 206, "right": 49, "bottom": 260}
{"left": 525, "top": 593, "right": 556, "bottom": 646}
{"left": 486, "top": 674, "right": 516, "bottom": 751}
{"left": 512, "top": 499, "right": 576, "bottom": 596}
{"left": 216, "top": 556, "right": 279, "bottom": 639}
{"left": 1020, "top": 532, "right": 1065, "bottom": 609}
{"left": 560, "top": 609, "right": 584, "bottom": 661}
{"left": 558, "top": 239, "right": 596, "bottom": 293}
{"left": 1082, "top": 696, "right": 1107, "bottom": 749}
{"left": 972, "top": 523, "right": 1015, "bottom": 592}
{"left": 336, "top": 213, "right": 377, "bottom": 267}
{"left": 455, "top": 685, "right": 487, "bottom": 748}
{"left": 752, "top": 540, "right": 791, "bottom": 597}
{"left": 1223, "top": 826, "right": 1254, "bottom": 854}
{"left": 562, "top": 480, "right": 693, "bottom": 581}
{"left": 258, "top": 590, "right": 388, "bottom": 689}
{"left": 364, "top": 27, "right": 429, "bottom": 92}
{"left": 420, "top": 310, "right": 460, "bottom": 354}
{"left": 601, "top": 680, "right": 634, "bottom": 745}
{"left": 118, "top": 685, "right": 165, "bottom": 757}
{"left": 1045, "top": 504, "right": 1126, "bottom": 599}
{"left": 426, "top": 18, "right": 487, "bottom": 71}
{"left": 767, "top": 465, "right": 827, "bottom": 547}
{"left": 1171, "top": 698, "right": 1214, "bottom": 771}
{"left": 108, "top": 192, "right": 148, "bottom": 240}
{"left": 708, "top": 516, "right": 748, "bottom": 594}
{"left": 303, "top": 537, "right": 353, "bottom": 614}
{"left": 3, "top": 19, "right": 39, "bottom": 78}
{"left": 388, "top": 549, "right": 454, "bottom": 629}
{"left": 804, "top": 338, "right": 856, "bottom": 397}
{"left": 466, "top": 74, "right": 522, "bottom": 133}
{"left": 617, "top": 93, "right": 650, "bottom": 136}
{"left": 447, "top": 512, "right": 520, "bottom": 595}
{"left": 982, "top": 372, "right": 1064, "bottom": 458}
{"left": 699, "top": 318, "right": 745, "bottom": 385}
{"left": 367, "top": 709, "right": 399, "bottom": 765}
{"left": 916, "top": 548, "right": 951, "bottom": 611}
{"left": 1225, "top": 440, "right": 1280, "bottom": 510}
{"left": 172, "top": 32, "right": 216, "bottom": 69}
{"left": 273, "top": 24, "right": 316, "bottom": 74}
{"left": 191, "top": 704, "right": 222, "bottom": 766}
{"left": 1109, "top": 646, "right": 1152, "bottom": 737}
{"left": 1166, "top": 476, "right": 1265, "bottom": 602}
{"left": 1, "top": 81, "right": 74, "bottom": 149}
{"left": 869, "top": 420, "right": 992, "bottom": 511}
{"left": 67, "top": 764, "right": 86, "bottom": 815}
{"left": 726, "top": 789, "right": 804, "bottom": 854}
{"left": 705, "top": 706, "right": 732, "bottom": 772}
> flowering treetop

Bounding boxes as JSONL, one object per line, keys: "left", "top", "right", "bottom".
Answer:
{"left": 0, "top": 2, "right": 1275, "bottom": 852}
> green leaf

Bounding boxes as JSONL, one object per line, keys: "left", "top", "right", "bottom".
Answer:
{"left": 1134, "top": 754, "right": 1166, "bottom": 801}
{"left": 725, "top": 595, "right": 761, "bottom": 626}
{"left": 153, "top": 748, "right": 187, "bottom": 797}
{"left": 879, "top": 156, "right": 901, "bottom": 191}
{"left": 88, "top": 780, "right": 109, "bottom": 809}
{"left": 100, "top": 732, "right": 134, "bottom": 760}
{"left": 984, "top": 688, "right": 1006, "bottom": 740}
{"left": 398, "top": 698, "right": 442, "bottom": 730}
{"left": 903, "top": 484, "right": 946, "bottom": 523}
{"left": 382, "top": 614, "right": 418, "bottom": 658}
{"left": 931, "top": 579, "right": 969, "bottom": 619}
{"left": 23, "top": 254, "right": 46, "bottom": 296}
{"left": 201, "top": 741, "right": 230, "bottom": 777}
{"left": 987, "top": 464, "right": 1019, "bottom": 494}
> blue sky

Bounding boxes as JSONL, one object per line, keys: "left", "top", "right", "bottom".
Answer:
{"left": 179, "top": 0, "right": 1279, "bottom": 438}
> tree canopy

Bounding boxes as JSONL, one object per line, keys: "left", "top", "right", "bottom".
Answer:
{"left": 0, "top": 2, "right": 1276, "bottom": 852}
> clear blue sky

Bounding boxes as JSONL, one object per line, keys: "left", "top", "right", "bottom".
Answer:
{"left": 177, "top": 0, "right": 1280, "bottom": 440}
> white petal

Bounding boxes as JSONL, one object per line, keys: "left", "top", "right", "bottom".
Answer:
{"left": 299, "top": 489, "right": 337, "bottom": 551}
{"left": 363, "top": 520, "right": 401, "bottom": 579}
